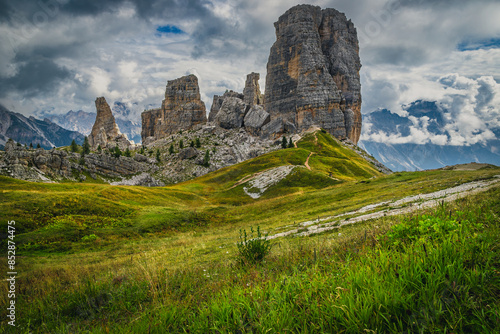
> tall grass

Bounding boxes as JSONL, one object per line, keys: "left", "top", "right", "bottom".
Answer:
{"left": 3, "top": 186, "right": 499, "bottom": 333}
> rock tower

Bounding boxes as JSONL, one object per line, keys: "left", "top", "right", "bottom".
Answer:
{"left": 264, "top": 5, "right": 362, "bottom": 144}
{"left": 88, "top": 97, "right": 131, "bottom": 150}
{"left": 141, "top": 74, "right": 206, "bottom": 144}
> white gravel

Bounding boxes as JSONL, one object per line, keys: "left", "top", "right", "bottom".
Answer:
{"left": 267, "top": 175, "right": 500, "bottom": 240}
{"left": 243, "top": 165, "right": 298, "bottom": 199}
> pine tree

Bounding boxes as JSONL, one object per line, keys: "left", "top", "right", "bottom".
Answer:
{"left": 36, "top": 143, "right": 41, "bottom": 149}
{"left": 97, "top": 145, "right": 102, "bottom": 153}
{"left": 288, "top": 137, "right": 294, "bottom": 148}
{"left": 195, "top": 138, "right": 201, "bottom": 148}
{"left": 70, "top": 139, "right": 78, "bottom": 152}
{"left": 281, "top": 136, "right": 287, "bottom": 149}
{"left": 179, "top": 139, "right": 184, "bottom": 149}
{"left": 29, "top": 143, "right": 33, "bottom": 149}
{"left": 113, "top": 145, "right": 122, "bottom": 158}
{"left": 190, "top": 140, "right": 195, "bottom": 147}
{"left": 124, "top": 147, "right": 131, "bottom": 157}
{"left": 140, "top": 146, "right": 145, "bottom": 154}
{"left": 203, "top": 150, "right": 210, "bottom": 167}
{"left": 82, "top": 136, "right": 90, "bottom": 155}
{"left": 169, "top": 144, "right": 174, "bottom": 154}
{"left": 156, "top": 149, "right": 161, "bottom": 162}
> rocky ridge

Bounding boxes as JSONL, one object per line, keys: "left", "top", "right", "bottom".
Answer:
{"left": 0, "top": 139, "right": 159, "bottom": 185}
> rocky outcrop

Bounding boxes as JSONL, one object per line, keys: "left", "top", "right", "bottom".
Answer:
{"left": 244, "top": 105, "right": 270, "bottom": 136}
{"left": 243, "top": 72, "right": 263, "bottom": 106}
{"left": 208, "top": 91, "right": 243, "bottom": 123}
{"left": 264, "top": 5, "right": 362, "bottom": 144}
{"left": 88, "top": 97, "right": 131, "bottom": 150}
{"left": 209, "top": 73, "right": 267, "bottom": 134}
{"left": 0, "top": 139, "right": 155, "bottom": 183}
{"left": 215, "top": 97, "right": 248, "bottom": 129}
{"left": 141, "top": 74, "right": 206, "bottom": 144}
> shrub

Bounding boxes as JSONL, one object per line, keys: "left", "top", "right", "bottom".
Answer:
{"left": 81, "top": 234, "right": 99, "bottom": 243}
{"left": 237, "top": 226, "right": 272, "bottom": 264}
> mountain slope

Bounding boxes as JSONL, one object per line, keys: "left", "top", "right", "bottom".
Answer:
{"left": 173, "top": 129, "right": 386, "bottom": 202}
{"left": 360, "top": 101, "right": 500, "bottom": 171}
{"left": 0, "top": 106, "right": 85, "bottom": 149}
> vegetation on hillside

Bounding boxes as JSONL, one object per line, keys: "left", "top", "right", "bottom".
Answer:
{"left": 0, "top": 130, "right": 499, "bottom": 332}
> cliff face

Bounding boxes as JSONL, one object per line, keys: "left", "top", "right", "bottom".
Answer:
{"left": 88, "top": 97, "right": 131, "bottom": 150}
{"left": 264, "top": 5, "right": 362, "bottom": 144}
{"left": 142, "top": 74, "right": 206, "bottom": 144}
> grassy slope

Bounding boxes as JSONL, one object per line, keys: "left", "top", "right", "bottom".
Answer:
{"left": 0, "top": 131, "right": 499, "bottom": 332}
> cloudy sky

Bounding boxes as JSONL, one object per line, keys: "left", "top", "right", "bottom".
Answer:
{"left": 1, "top": 0, "right": 499, "bottom": 145}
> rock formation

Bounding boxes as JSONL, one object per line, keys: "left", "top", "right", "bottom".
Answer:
{"left": 0, "top": 139, "right": 156, "bottom": 183}
{"left": 244, "top": 105, "right": 270, "bottom": 136}
{"left": 208, "top": 91, "right": 243, "bottom": 123}
{"left": 142, "top": 74, "right": 206, "bottom": 144}
{"left": 88, "top": 97, "right": 131, "bottom": 150}
{"left": 243, "top": 72, "right": 264, "bottom": 106}
{"left": 264, "top": 4, "right": 362, "bottom": 144}
{"left": 209, "top": 73, "right": 267, "bottom": 134}
{"left": 215, "top": 97, "right": 248, "bottom": 129}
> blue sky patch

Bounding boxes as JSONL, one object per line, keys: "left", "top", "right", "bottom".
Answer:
{"left": 457, "top": 38, "right": 500, "bottom": 51}
{"left": 156, "top": 25, "right": 184, "bottom": 36}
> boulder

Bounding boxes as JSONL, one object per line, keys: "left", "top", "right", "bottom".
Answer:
{"left": 244, "top": 105, "right": 270, "bottom": 136}
{"left": 215, "top": 97, "right": 249, "bottom": 129}
{"left": 178, "top": 147, "right": 198, "bottom": 160}
{"left": 260, "top": 118, "right": 284, "bottom": 139}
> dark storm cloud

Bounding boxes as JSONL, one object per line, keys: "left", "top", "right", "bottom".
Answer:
{"left": 370, "top": 46, "right": 428, "bottom": 66}
{"left": 0, "top": 56, "right": 72, "bottom": 98}
{"left": 394, "top": 0, "right": 498, "bottom": 8}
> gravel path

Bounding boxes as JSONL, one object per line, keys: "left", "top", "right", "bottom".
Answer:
{"left": 267, "top": 175, "right": 500, "bottom": 240}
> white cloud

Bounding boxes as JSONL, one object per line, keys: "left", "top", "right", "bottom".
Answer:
{"left": 361, "top": 74, "right": 500, "bottom": 146}
{"left": 0, "top": 0, "right": 499, "bottom": 151}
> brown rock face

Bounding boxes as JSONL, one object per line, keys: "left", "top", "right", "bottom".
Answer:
{"left": 243, "top": 72, "right": 263, "bottom": 106}
{"left": 89, "top": 97, "right": 131, "bottom": 150}
{"left": 264, "top": 5, "right": 362, "bottom": 144}
{"left": 141, "top": 74, "right": 206, "bottom": 144}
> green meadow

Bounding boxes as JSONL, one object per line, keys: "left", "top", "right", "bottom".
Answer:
{"left": 1, "top": 131, "right": 499, "bottom": 333}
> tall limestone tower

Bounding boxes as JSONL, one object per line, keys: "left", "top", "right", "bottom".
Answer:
{"left": 264, "top": 5, "right": 362, "bottom": 144}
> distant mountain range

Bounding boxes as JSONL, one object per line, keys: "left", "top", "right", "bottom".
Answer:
{"left": 0, "top": 105, "right": 85, "bottom": 150}
{"left": 359, "top": 101, "right": 500, "bottom": 171}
